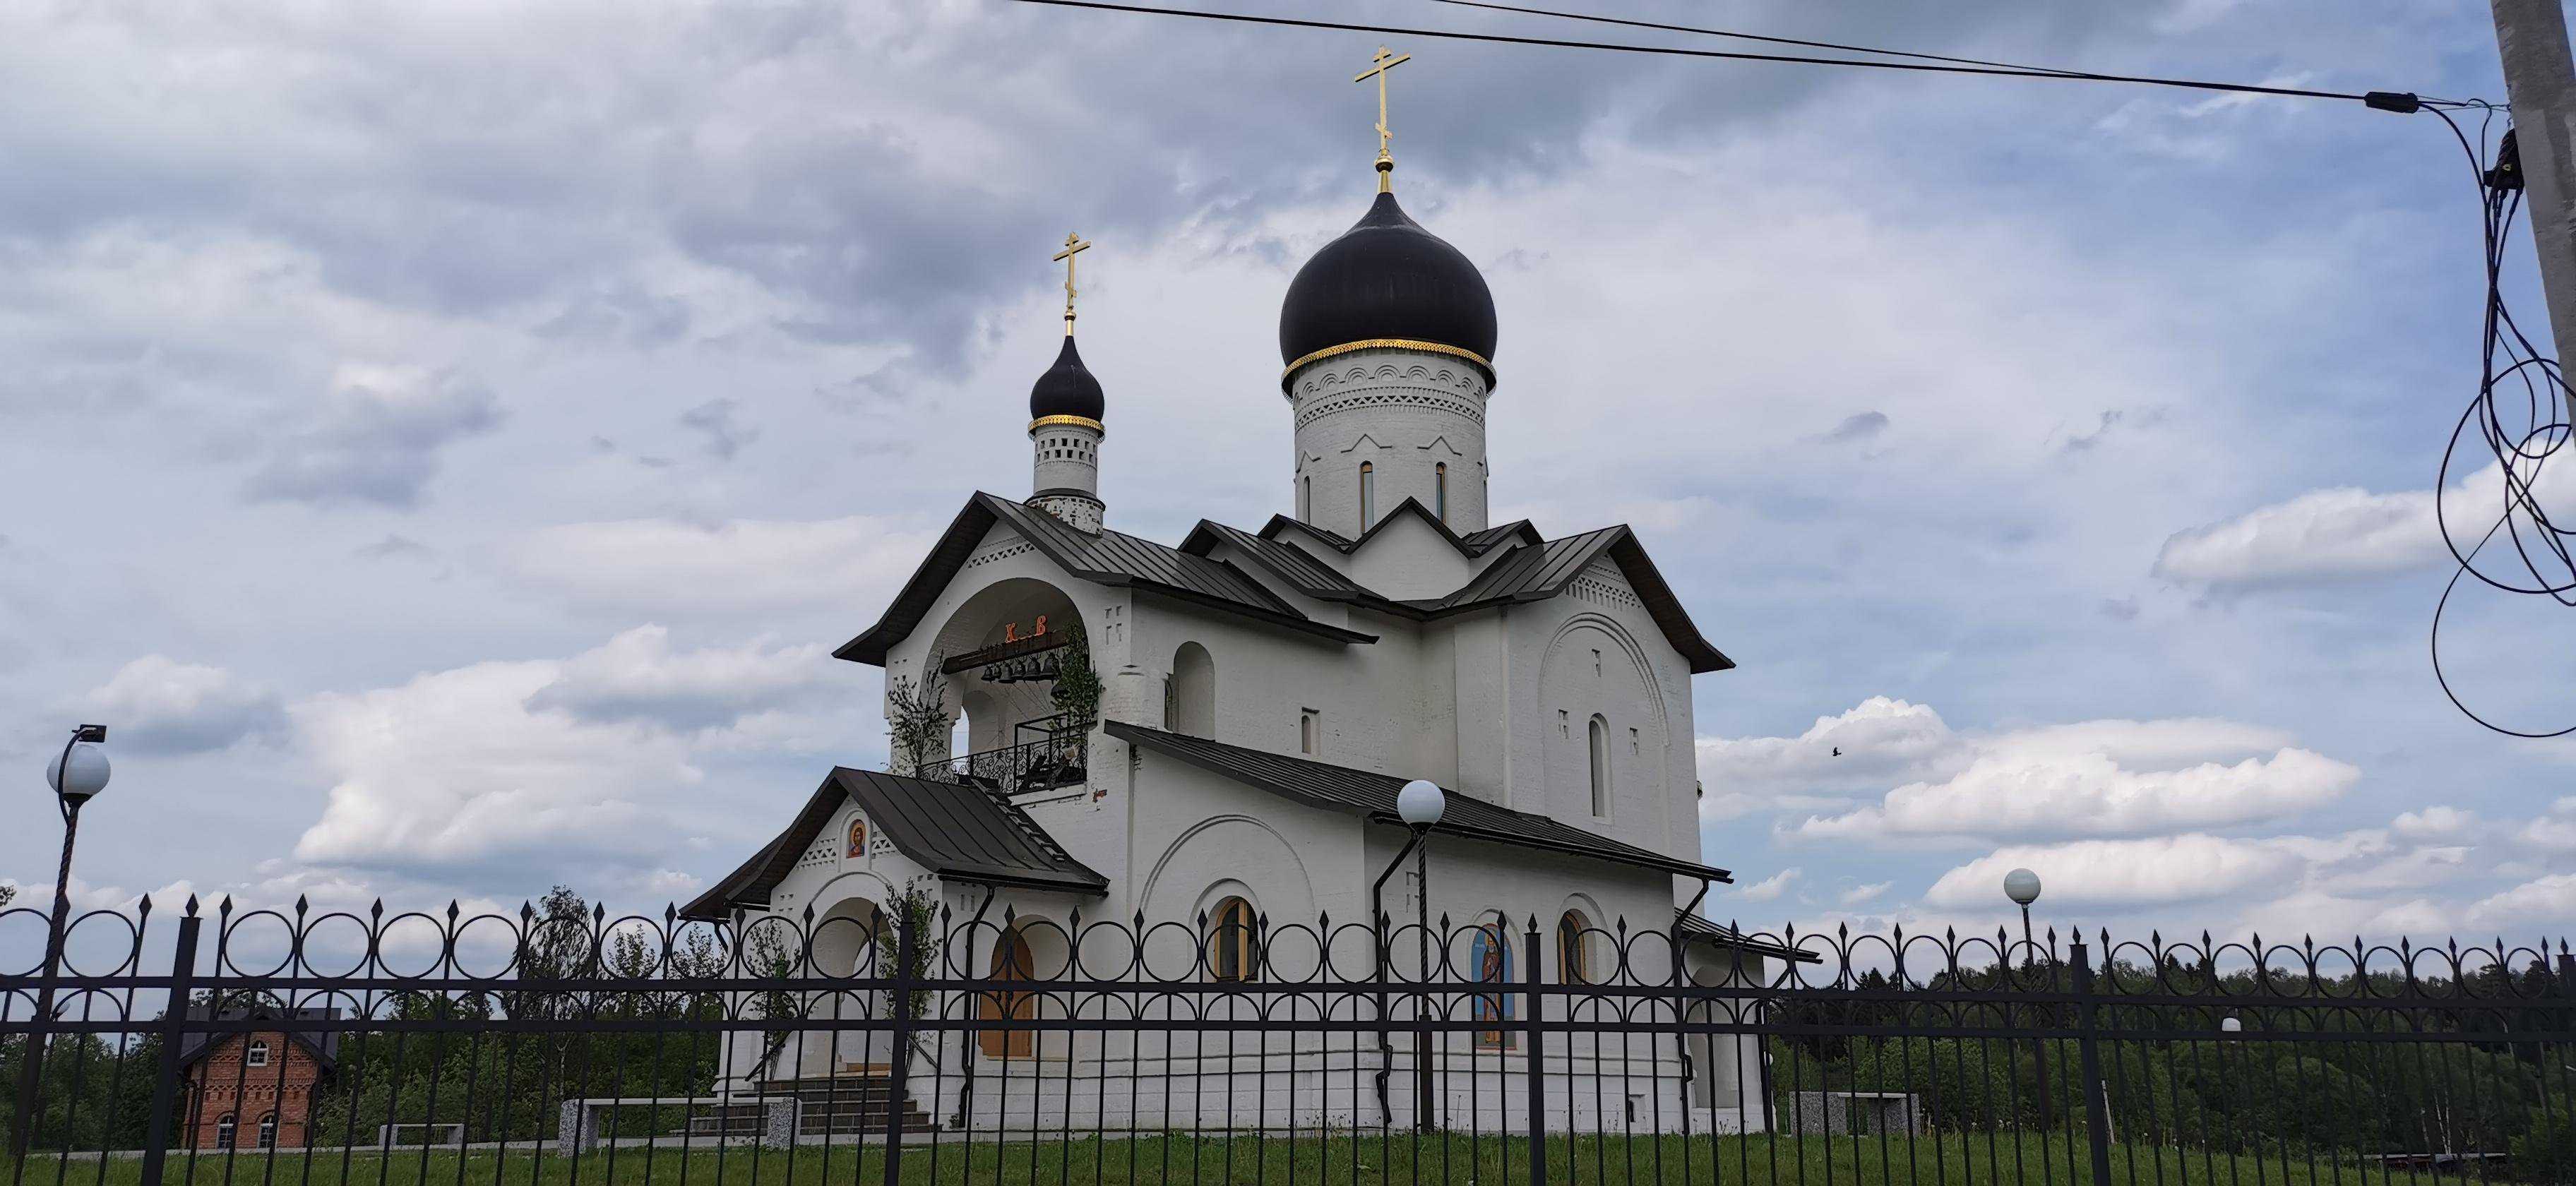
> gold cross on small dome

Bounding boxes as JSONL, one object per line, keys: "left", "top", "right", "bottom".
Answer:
{"left": 1052, "top": 231, "right": 1092, "bottom": 334}
{"left": 1354, "top": 45, "right": 1412, "bottom": 192}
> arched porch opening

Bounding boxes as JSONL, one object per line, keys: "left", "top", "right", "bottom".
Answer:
{"left": 915, "top": 578, "right": 1089, "bottom": 793}
{"left": 804, "top": 894, "right": 893, "bottom": 1075}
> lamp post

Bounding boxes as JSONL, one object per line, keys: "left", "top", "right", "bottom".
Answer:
{"left": 1371, "top": 779, "right": 1444, "bottom": 1130}
{"left": 2003, "top": 868, "right": 2051, "bottom": 1134}
{"left": 11, "top": 725, "right": 110, "bottom": 1158}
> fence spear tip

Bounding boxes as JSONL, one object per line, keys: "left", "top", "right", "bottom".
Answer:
{"left": 219, "top": 895, "right": 234, "bottom": 916}
{"left": 184, "top": 894, "right": 200, "bottom": 916}
{"left": 369, "top": 898, "right": 383, "bottom": 918}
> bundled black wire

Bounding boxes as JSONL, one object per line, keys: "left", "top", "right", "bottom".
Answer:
{"left": 2428, "top": 103, "right": 2576, "bottom": 736}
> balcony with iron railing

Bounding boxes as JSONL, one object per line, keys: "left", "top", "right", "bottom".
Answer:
{"left": 919, "top": 712, "right": 1089, "bottom": 796}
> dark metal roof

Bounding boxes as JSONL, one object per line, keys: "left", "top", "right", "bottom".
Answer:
{"left": 681, "top": 767, "right": 1109, "bottom": 920}
{"left": 1216, "top": 511, "right": 1730, "bottom": 673}
{"left": 1179, "top": 520, "right": 1395, "bottom": 606}
{"left": 1677, "top": 911, "right": 1823, "bottom": 964}
{"left": 1107, "top": 721, "right": 1729, "bottom": 882}
{"left": 176, "top": 1006, "right": 342, "bottom": 1070}
{"left": 1460, "top": 520, "right": 1544, "bottom": 556}
{"left": 1437, "top": 527, "right": 1734, "bottom": 674}
{"left": 836, "top": 493, "right": 1377, "bottom": 665}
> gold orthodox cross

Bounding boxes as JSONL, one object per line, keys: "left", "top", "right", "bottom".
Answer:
{"left": 1354, "top": 45, "right": 1412, "bottom": 191}
{"left": 1052, "top": 232, "right": 1091, "bottom": 333}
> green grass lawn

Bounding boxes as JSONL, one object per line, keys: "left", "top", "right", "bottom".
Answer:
{"left": 13, "top": 1133, "right": 2458, "bottom": 1185}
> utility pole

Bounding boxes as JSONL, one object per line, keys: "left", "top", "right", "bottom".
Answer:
{"left": 2490, "top": 0, "right": 2576, "bottom": 412}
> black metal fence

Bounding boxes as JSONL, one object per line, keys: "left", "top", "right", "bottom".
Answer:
{"left": 8, "top": 894, "right": 2576, "bottom": 1184}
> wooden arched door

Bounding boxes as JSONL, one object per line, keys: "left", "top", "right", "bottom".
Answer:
{"left": 978, "top": 930, "right": 1034, "bottom": 1058}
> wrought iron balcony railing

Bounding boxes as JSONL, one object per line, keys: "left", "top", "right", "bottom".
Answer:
{"left": 924, "top": 714, "right": 1088, "bottom": 796}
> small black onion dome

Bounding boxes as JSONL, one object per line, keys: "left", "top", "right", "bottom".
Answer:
{"left": 1278, "top": 190, "right": 1497, "bottom": 378}
{"left": 1028, "top": 334, "right": 1105, "bottom": 422}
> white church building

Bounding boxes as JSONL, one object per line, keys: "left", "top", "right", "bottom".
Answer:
{"left": 682, "top": 79, "right": 1796, "bottom": 1135}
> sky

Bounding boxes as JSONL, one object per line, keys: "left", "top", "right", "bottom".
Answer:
{"left": 3, "top": 0, "right": 2571, "bottom": 955}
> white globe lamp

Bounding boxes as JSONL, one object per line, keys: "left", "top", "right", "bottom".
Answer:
{"left": 1397, "top": 779, "right": 1445, "bottom": 827}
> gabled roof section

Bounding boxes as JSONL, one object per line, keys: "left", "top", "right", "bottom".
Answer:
{"left": 177, "top": 1006, "right": 342, "bottom": 1070}
{"left": 681, "top": 767, "right": 1109, "bottom": 919}
{"left": 1438, "top": 527, "right": 1734, "bottom": 674}
{"left": 836, "top": 493, "right": 1376, "bottom": 665}
{"left": 1461, "top": 520, "right": 1544, "bottom": 555}
{"left": 1107, "top": 721, "right": 1730, "bottom": 883}
{"left": 1212, "top": 515, "right": 1730, "bottom": 671}
{"left": 1258, "top": 515, "right": 1358, "bottom": 554}
{"left": 1179, "top": 520, "right": 1399, "bottom": 607}
{"left": 1256, "top": 510, "right": 1534, "bottom": 558}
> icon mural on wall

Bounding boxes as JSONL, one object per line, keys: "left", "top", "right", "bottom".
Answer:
{"left": 847, "top": 816, "right": 868, "bottom": 858}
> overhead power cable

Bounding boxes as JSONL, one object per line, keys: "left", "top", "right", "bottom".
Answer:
{"left": 1427, "top": 0, "right": 2095, "bottom": 79}
{"left": 2423, "top": 100, "right": 2576, "bottom": 738}
{"left": 1003, "top": 0, "right": 2454, "bottom": 112}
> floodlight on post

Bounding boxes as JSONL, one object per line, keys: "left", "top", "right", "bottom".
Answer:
{"left": 13, "top": 724, "right": 111, "bottom": 1157}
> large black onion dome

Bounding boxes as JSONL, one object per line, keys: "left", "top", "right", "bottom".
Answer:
{"left": 1278, "top": 190, "right": 1497, "bottom": 381}
{"left": 1028, "top": 335, "right": 1105, "bottom": 422}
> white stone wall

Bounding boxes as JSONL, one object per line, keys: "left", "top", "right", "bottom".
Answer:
{"left": 1287, "top": 347, "right": 1490, "bottom": 538}
{"left": 1498, "top": 564, "right": 1703, "bottom": 866}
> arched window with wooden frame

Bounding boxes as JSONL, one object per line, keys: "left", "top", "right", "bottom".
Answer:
{"left": 977, "top": 928, "right": 1036, "bottom": 1059}
{"left": 1435, "top": 462, "right": 1448, "bottom": 522}
{"left": 1472, "top": 919, "right": 1515, "bottom": 1048}
{"left": 215, "top": 1115, "right": 237, "bottom": 1151}
{"left": 1587, "top": 715, "right": 1612, "bottom": 817}
{"left": 245, "top": 1038, "right": 270, "bottom": 1068}
{"left": 1207, "top": 896, "right": 1260, "bottom": 982}
{"left": 1556, "top": 911, "right": 1592, "bottom": 985}
{"left": 256, "top": 1113, "right": 278, "bottom": 1149}
{"left": 1359, "top": 461, "right": 1376, "bottom": 528}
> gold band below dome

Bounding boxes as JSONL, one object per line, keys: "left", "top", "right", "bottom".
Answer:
{"left": 1028, "top": 414, "right": 1104, "bottom": 436}
{"left": 1281, "top": 338, "right": 1495, "bottom": 385}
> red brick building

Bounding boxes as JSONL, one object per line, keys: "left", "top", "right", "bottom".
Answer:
{"left": 177, "top": 1007, "right": 340, "bottom": 1151}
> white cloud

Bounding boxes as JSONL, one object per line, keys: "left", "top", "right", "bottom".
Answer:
{"left": 290, "top": 657, "right": 700, "bottom": 875}
{"left": 2392, "top": 805, "right": 2479, "bottom": 841}
{"left": 1730, "top": 868, "right": 1800, "bottom": 903}
{"left": 527, "top": 625, "right": 839, "bottom": 732}
{"left": 1925, "top": 837, "right": 2306, "bottom": 909}
{"left": 1698, "top": 697, "right": 1959, "bottom": 814}
{"left": 2151, "top": 461, "right": 2571, "bottom": 592}
{"left": 78, "top": 654, "right": 285, "bottom": 754}
{"left": 2468, "top": 873, "right": 2576, "bottom": 928}
{"left": 1794, "top": 739, "right": 2356, "bottom": 841}
{"left": 1838, "top": 881, "right": 1893, "bottom": 906}
{"left": 2515, "top": 798, "right": 2576, "bottom": 853}
{"left": 1721, "top": 697, "right": 2354, "bottom": 842}
{"left": 503, "top": 516, "right": 935, "bottom": 615}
